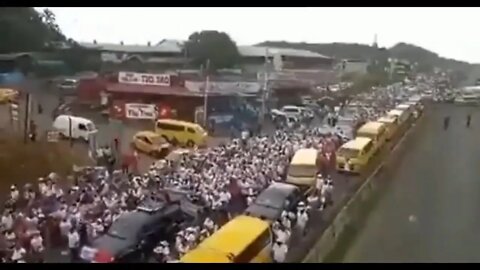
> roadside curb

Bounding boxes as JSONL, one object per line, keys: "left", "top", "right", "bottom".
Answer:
{"left": 301, "top": 112, "right": 426, "bottom": 263}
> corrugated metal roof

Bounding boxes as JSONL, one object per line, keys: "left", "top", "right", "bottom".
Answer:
{"left": 79, "top": 40, "right": 183, "bottom": 53}
{"left": 0, "top": 53, "right": 34, "bottom": 61}
{"left": 238, "top": 45, "right": 331, "bottom": 59}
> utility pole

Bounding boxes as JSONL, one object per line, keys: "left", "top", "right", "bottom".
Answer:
{"left": 260, "top": 48, "right": 270, "bottom": 125}
{"left": 69, "top": 116, "right": 73, "bottom": 148}
{"left": 23, "top": 93, "right": 31, "bottom": 144}
{"left": 203, "top": 59, "right": 210, "bottom": 127}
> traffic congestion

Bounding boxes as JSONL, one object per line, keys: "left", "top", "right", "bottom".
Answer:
{"left": 0, "top": 73, "right": 442, "bottom": 263}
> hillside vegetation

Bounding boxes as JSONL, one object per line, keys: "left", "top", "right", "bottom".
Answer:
{"left": 259, "top": 41, "right": 472, "bottom": 83}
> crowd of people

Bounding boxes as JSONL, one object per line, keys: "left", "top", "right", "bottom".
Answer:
{"left": 1, "top": 82, "right": 420, "bottom": 263}
{"left": 0, "top": 116, "right": 345, "bottom": 263}
{"left": 150, "top": 126, "right": 342, "bottom": 262}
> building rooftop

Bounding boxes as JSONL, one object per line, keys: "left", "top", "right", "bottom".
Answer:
{"left": 238, "top": 45, "right": 332, "bottom": 59}
{"left": 78, "top": 39, "right": 184, "bottom": 54}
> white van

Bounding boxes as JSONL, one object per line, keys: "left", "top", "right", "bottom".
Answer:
{"left": 281, "top": 105, "right": 303, "bottom": 117}
{"left": 387, "top": 109, "right": 410, "bottom": 126}
{"left": 53, "top": 115, "right": 98, "bottom": 141}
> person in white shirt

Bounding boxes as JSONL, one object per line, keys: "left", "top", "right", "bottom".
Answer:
{"left": 59, "top": 218, "right": 72, "bottom": 239}
{"left": 68, "top": 228, "right": 80, "bottom": 262}
{"left": 203, "top": 217, "right": 215, "bottom": 233}
{"left": 280, "top": 211, "right": 291, "bottom": 230}
{"left": 4, "top": 229, "right": 16, "bottom": 248}
{"left": 272, "top": 241, "right": 288, "bottom": 263}
{"left": 30, "top": 232, "right": 45, "bottom": 262}
{"left": 296, "top": 206, "right": 309, "bottom": 237}
{"left": 10, "top": 185, "right": 19, "bottom": 203}
{"left": 241, "top": 130, "right": 250, "bottom": 140}
{"left": 11, "top": 243, "right": 26, "bottom": 263}
{"left": 1, "top": 211, "right": 13, "bottom": 231}
{"left": 175, "top": 235, "right": 187, "bottom": 257}
{"left": 315, "top": 173, "right": 323, "bottom": 196}
{"left": 274, "top": 226, "right": 290, "bottom": 245}
{"left": 307, "top": 192, "right": 320, "bottom": 210}
{"left": 153, "top": 241, "right": 170, "bottom": 263}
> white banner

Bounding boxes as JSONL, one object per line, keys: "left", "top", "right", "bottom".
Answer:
{"left": 184, "top": 81, "right": 261, "bottom": 94}
{"left": 125, "top": 103, "right": 156, "bottom": 120}
{"left": 118, "top": 72, "right": 171, "bottom": 87}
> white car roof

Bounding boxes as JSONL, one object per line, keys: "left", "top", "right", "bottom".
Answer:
{"left": 282, "top": 105, "right": 301, "bottom": 109}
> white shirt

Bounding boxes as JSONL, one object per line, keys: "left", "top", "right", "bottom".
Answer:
{"left": 219, "top": 191, "right": 231, "bottom": 203}
{"left": 60, "top": 220, "right": 72, "bottom": 236}
{"left": 320, "top": 184, "right": 328, "bottom": 197}
{"left": 30, "top": 235, "right": 44, "bottom": 252}
{"left": 161, "top": 245, "right": 170, "bottom": 256}
{"left": 203, "top": 218, "right": 214, "bottom": 231}
{"left": 11, "top": 247, "right": 26, "bottom": 261}
{"left": 296, "top": 211, "right": 309, "bottom": 229}
{"left": 275, "top": 229, "right": 290, "bottom": 244}
{"left": 272, "top": 243, "right": 288, "bottom": 262}
{"left": 281, "top": 217, "right": 291, "bottom": 230}
{"left": 68, "top": 231, "right": 80, "bottom": 248}
{"left": 1, "top": 214, "right": 13, "bottom": 230}
{"left": 10, "top": 190, "right": 19, "bottom": 200}
{"left": 93, "top": 222, "right": 104, "bottom": 235}
{"left": 316, "top": 177, "right": 323, "bottom": 190}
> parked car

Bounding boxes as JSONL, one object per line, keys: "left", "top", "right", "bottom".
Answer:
{"left": 280, "top": 105, "right": 304, "bottom": 118}
{"left": 244, "top": 182, "right": 303, "bottom": 222}
{"left": 56, "top": 78, "right": 79, "bottom": 95}
{"left": 132, "top": 131, "right": 171, "bottom": 159}
{"left": 80, "top": 201, "right": 189, "bottom": 263}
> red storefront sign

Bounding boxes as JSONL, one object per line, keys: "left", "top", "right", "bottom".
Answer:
{"left": 118, "top": 72, "right": 171, "bottom": 87}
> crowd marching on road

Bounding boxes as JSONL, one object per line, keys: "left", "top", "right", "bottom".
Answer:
{"left": 0, "top": 75, "right": 442, "bottom": 263}
{"left": 0, "top": 123, "right": 344, "bottom": 263}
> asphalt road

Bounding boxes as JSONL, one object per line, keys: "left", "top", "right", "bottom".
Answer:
{"left": 341, "top": 103, "right": 480, "bottom": 263}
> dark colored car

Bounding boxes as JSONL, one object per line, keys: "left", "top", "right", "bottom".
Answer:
{"left": 79, "top": 201, "right": 189, "bottom": 263}
{"left": 244, "top": 182, "right": 303, "bottom": 222}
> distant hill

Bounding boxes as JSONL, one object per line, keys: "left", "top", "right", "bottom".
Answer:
{"left": 258, "top": 41, "right": 472, "bottom": 83}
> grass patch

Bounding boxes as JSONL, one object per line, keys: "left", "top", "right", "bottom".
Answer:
{"left": 0, "top": 135, "right": 92, "bottom": 194}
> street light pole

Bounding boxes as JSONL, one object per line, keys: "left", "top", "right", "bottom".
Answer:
{"left": 23, "top": 93, "right": 31, "bottom": 144}
{"left": 260, "top": 48, "right": 270, "bottom": 125}
{"left": 203, "top": 59, "right": 210, "bottom": 127}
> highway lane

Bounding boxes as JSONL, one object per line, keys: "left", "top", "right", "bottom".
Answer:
{"left": 341, "top": 103, "right": 480, "bottom": 263}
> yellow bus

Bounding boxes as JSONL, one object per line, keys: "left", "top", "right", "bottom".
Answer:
{"left": 355, "top": 121, "right": 388, "bottom": 154}
{"left": 155, "top": 119, "right": 208, "bottom": 147}
{"left": 180, "top": 215, "right": 273, "bottom": 263}
{"left": 336, "top": 137, "right": 375, "bottom": 174}
{"left": 377, "top": 116, "right": 398, "bottom": 142}
{"left": 286, "top": 148, "right": 319, "bottom": 194}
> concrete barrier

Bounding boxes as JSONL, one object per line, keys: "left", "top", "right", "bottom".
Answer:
{"left": 302, "top": 113, "right": 424, "bottom": 263}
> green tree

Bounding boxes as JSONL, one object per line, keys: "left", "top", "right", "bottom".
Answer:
{"left": 185, "top": 30, "right": 240, "bottom": 70}
{"left": 0, "top": 8, "right": 66, "bottom": 53}
{"left": 39, "top": 8, "right": 65, "bottom": 42}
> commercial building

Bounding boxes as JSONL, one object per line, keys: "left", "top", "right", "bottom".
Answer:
{"left": 77, "top": 39, "right": 188, "bottom": 72}
{"left": 339, "top": 59, "right": 369, "bottom": 75}
{"left": 238, "top": 45, "right": 334, "bottom": 74}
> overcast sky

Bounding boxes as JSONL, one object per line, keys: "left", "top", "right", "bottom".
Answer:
{"left": 38, "top": 7, "right": 480, "bottom": 63}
